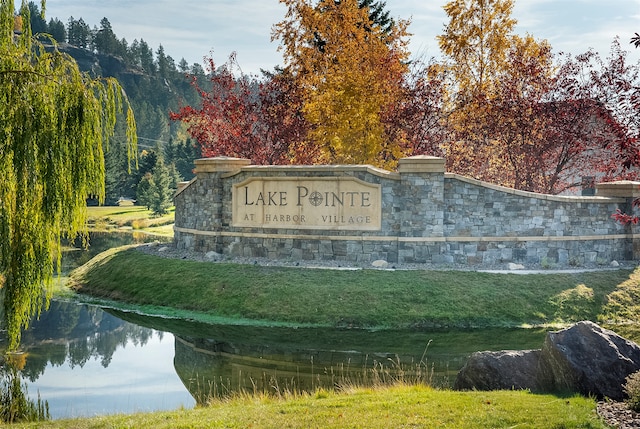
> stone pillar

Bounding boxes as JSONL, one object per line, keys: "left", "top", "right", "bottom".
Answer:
{"left": 397, "top": 155, "right": 446, "bottom": 175}
{"left": 176, "top": 181, "right": 190, "bottom": 194}
{"left": 195, "top": 157, "right": 251, "bottom": 231}
{"left": 175, "top": 157, "right": 251, "bottom": 252}
{"left": 596, "top": 180, "right": 640, "bottom": 260}
{"left": 396, "top": 156, "right": 446, "bottom": 263}
{"left": 397, "top": 156, "right": 446, "bottom": 237}
{"left": 194, "top": 157, "right": 252, "bottom": 176}
{"left": 595, "top": 180, "right": 640, "bottom": 198}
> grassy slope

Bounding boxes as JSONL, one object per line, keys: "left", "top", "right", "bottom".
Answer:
{"left": 15, "top": 386, "right": 607, "bottom": 429}
{"left": 86, "top": 205, "right": 174, "bottom": 236}
{"left": 70, "top": 246, "right": 636, "bottom": 330}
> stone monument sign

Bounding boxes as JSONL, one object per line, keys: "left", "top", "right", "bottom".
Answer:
{"left": 232, "top": 177, "right": 381, "bottom": 230}
{"left": 174, "top": 156, "right": 639, "bottom": 266}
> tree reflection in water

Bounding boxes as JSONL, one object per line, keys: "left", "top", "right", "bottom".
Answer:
{"left": 0, "top": 356, "right": 49, "bottom": 423}
{"left": 14, "top": 301, "right": 155, "bottom": 382}
{"left": 0, "top": 300, "right": 188, "bottom": 420}
{"left": 0, "top": 231, "right": 178, "bottom": 420}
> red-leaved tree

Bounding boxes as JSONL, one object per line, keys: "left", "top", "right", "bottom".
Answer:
{"left": 386, "top": 58, "right": 449, "bottom": 159}
{"left": 440, "top": 38, "right": 640, "bottom": 195}
{"left": 170, "top": 55, "right": 313, "bottom": 165}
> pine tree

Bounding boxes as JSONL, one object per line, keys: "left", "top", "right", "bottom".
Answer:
{"left": 148, "top": 158, "right": 173, "bottom": 215}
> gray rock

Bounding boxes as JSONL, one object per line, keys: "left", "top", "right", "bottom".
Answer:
{"left": 157, "top": 246, "right": 169, "bottom": 252}
{"left": 453, "top": 321, "right": 640, "bottom": 400}
{"left": 371, "top": 259, "right": 389, "bottom": 268}
{"left": 610, "top": 260, "right": 620, "bottom": 267}
{"left": 205, "top": 251, "right": 221, "bottom": 260}
{"left": 541, "top": 321, "right": 640, "bottom": 400}
{"left": 454, "top": 350, "right": 544, "bottom": 391}
{"left": 507, "top": 262, "right": 525, "bottom": 270}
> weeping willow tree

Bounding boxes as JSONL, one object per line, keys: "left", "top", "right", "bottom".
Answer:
{"left": 0, "top": 0, "right": 137, "bottom": 350}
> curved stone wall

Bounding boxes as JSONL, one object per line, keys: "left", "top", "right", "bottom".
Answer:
{"left": 174, "top": 156, "right": 638, "bottom": 267}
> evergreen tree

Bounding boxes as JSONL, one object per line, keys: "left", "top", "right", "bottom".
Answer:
{"left": 190, "top": 62, "right": 205, "bottom": 77}
{"left": 136, "top": 172, "right": 154, "bottom": 210}
{"left": 104, "top": 142, "right": 131, "bottom": 205}
{"left": 156, "top": 44, "right": 169, "bottom": 78}
{"left": 135, "top": 155, "right": 173, "bottom": 215}
{"left": 148, "top": 158, "right": 173, "bottom": 215}
{"left": 178, "top": 57, "right": 189, "bottom": 73}
{"left": 164, "top": 136, "right": 200, "bottom": 181}
{"left": 67, "top": 16, "right": 91, "bottom": 48}
{"left": 93, "top": 17, "right": 120, "bottom": 56}
{"left": 104, "top": 121, "right": 138, "bottom": 205}
{"left": 26, "top": 1, "right": 46, "bottom": 36}
{"left": 47, "top": 17, "right": 65, "bottom": 42}
{"left": 358, "top": 0, "right": 393, "bottom": 34}
{"left": 134, "top": 149, "right": 158, "bottom": 186}
{"left": 137, "top": 39, "right": 156, "bottom": 74}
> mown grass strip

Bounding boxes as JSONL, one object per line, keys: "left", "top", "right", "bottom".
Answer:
{"left": 70, "top": 246, "right": 635, "bottom": 329}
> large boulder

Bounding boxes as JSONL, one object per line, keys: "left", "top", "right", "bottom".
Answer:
{"left": 453, "top": 349, "right": 544, "bottom": 391}
{"left": 541, "top": 321, "right": 640, "bottom": 400}
{"left": 454, "top": 321, "right": 640, "bottom": 400}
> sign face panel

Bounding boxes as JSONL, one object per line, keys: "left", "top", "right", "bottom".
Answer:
{"left": 232, "top": 177, "right": 381, "bottom": 230}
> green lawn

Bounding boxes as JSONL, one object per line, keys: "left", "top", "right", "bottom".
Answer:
{"left": 13, "top": 385, "right": 608, "bottom": 429}
{"left": 86, "top": 205, "right": 174, "bottom": 236}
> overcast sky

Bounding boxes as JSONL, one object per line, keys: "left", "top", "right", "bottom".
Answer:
{"left": 43, "top": 0, "right": 640, "bottom": 75}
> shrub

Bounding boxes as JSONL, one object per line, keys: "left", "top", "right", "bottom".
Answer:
{"left": 624, "top": 370, "right": 640, "bottom": 411}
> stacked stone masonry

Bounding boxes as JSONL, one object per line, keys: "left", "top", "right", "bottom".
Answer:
{"left": 174, "top": 156, "right": 639, "bottom": 267}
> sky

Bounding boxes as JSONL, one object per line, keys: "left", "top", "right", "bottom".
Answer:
{"left": 42, "top": 0, "right": 640, "bottom": 75}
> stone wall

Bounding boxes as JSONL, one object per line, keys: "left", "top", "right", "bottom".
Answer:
{"left": 174, "top": 156, "right": 639, "bottom": 267}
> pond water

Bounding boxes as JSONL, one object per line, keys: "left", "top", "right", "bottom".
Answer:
{"left": 15, "top": 302, "right": 194, "bottom": 418}
{"left": 7, "top": 300, "right": 550, "bottom": 419}
{"left": 3, "top": 231, "right": 552, "bottom": 419}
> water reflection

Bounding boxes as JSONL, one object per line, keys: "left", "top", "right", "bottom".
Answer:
{"left": 3, "top": 302, "right": 194, "bottom": 419}
{"left": 20, "top": 301, "right": 156, "bottom": 380}
{"left": 111, "top": 309, "right": 549, "bottom": 405}
{"left": 1, "top": 299, "right": 553, "bottom": 419}
{"left": 172, "top": 328, "right": 548, "bottom": 404}
{"left": 173, "top": 334, "right": 434, "bottom": 404}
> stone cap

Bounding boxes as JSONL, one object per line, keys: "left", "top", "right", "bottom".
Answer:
{"left": 398, "top": 155, "right": 446, "bottom": 174}
{"left": 596, "top": 180, "right": 640, "bottom": 198}
{"left": 194, "top": 157, "right": 252, "bottom": 174}
{"left": 176, "top": 181, "right": 190, "bottom": 194}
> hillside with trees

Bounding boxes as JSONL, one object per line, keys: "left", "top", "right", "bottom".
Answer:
{"left": 27, "top": 2, "right": 201, "bottom": 207}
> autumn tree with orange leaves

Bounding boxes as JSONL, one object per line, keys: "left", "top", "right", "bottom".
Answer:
{"left": 437, "top": 0, "right": 533, "bottom": 182}
{"left": 172, "top": 0, "right": 424, "bottom": 168}
{"left": 273, "top": 0, "right": 412, "bottom": 168}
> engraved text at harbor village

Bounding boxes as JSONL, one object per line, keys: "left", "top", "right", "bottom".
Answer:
{"left": 233, "top": 178, "right": 381, "bottom": 230}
